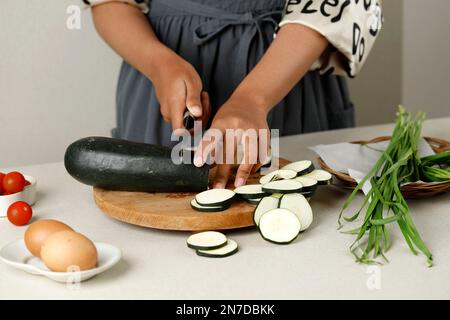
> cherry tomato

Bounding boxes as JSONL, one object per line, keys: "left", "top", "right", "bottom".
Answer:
{"left": 7, "top": 201, "right": 33, "bottom": 226}
{"left": 0, "top": 172, "right": 5, "bottom": 195}
{"left": 25, "top": 180, "right": 31, "bottom": 187}
{"left": 3, "top": 172, "right": 26, "bottom": 194}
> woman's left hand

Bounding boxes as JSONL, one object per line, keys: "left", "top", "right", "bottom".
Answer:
{"left": 193, "top": 24, "right": 330, "bottom": 189}
{"left": 194, "top": 96, "right": 270, "bottom": 189}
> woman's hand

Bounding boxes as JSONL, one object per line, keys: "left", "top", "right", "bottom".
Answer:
{"left": 92, "top": 2, "right": 210, "bottom": 132}
{"left": 151, "top": 52, "right": 211, "bottom": 132}
{"left": 193, "top": 23, "right": 328, "bottom": 188}
{"left": 194, "top": 95, "right": 270, "bottom": 189}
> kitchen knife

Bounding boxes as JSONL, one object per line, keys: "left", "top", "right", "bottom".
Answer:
{"left": 183, "top": 109, "right": 196, "bottom": 130}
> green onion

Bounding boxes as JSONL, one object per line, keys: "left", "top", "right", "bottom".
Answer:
{"left": 421, "top": 151, "right": 450, "bottom": 166}
{"left": 339, "top": 106, "right": 433, "bottom": 266}
{"left": 420, "top": 151, "right": 450, "bottom": 182}
{"left": 421, "top": 166, "right": 450, "bottom": 182}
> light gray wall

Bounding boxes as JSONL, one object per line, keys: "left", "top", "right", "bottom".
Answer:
{"left": 402, "top": 0, "right": 450, "bottom": 119}
{"left": 0, "top": 0, "right": 119, "bottom": 167}
{"left": 350, "top": 0, "right": 450, "bottom": 126}
{"left": 349, "top": 0, "right": 404, "bottom": 126}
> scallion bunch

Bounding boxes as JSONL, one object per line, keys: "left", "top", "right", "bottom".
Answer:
{"left": 339, "top": 106, "right": 433, "bottom": 266}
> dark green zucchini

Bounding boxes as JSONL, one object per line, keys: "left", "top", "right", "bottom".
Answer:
{"left": 64, "top": 137, "right": 210, "bottom": 192}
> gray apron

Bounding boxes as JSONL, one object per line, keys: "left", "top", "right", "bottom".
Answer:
{"left": 113, "top": 0, "right": 355, "bottom": 146}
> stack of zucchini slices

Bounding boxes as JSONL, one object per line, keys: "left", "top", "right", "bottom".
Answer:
{"left": 191, "top": 189, "right": 236, "bottom": 212}
{"left": 191, "top": 161, "right": 331, "bottom": 212}
{"left": 189, "top": 161, "right": 332, "bottom": 245}
{"left": 187, "top": 231, "right": 238, "bottom": 258}
{"left": 255, "top": 193, "right": 312, "bottom": 244}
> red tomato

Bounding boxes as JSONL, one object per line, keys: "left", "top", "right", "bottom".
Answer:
{"left": 3, "top": 172, "right": 26, "bottom": 194}
{"left": 7, "top": 201, "right": 33, "bottom": 226}
{"left": 0, "top": 172, "right": 5, "bottom": 195}
{"left": 25, "top": 180, "right": 31, "bottom": 187}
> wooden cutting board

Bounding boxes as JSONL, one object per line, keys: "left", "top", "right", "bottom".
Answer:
{"left": 93, "top": 158, "right": 290, "bottom": 231}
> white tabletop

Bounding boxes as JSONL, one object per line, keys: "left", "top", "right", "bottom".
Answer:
{"left": 1, "top": 118, "right": 450, "bottom": 300}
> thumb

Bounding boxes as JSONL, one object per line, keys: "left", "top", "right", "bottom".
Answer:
{"left": 185, "top": 79, "right": 203, "bottom": 117}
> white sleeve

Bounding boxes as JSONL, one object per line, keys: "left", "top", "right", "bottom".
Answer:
{"left": 82, "top": 0, "right": 150, "bottom": 13}
{"left": 279, "top": 0, "right": 383, "bottom": 77}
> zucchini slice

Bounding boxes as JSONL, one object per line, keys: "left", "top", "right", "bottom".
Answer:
{"left": 271, "top": 193, "right": 284, "bottom": 199}
{"left": 293, "top": 176, "right": 318, "bottom": 193}
{"left": 282, "top": 160, "right": 314, "bottom": 176}
{"left": 303, "top": 169, "right": 332, "bottom": 185}
{"left": 259, "top": 169, "right": 297, "bottom": 185}
{"left": 300, "top": 190, "right": 315, "bottom": 199}
{"left": 260, "top": 148, "right": 272, "bottom": 169}
{"left": 258, "top": 208, "right": 301, "bottom": 244}
{"left": 262, "top": 179, "right": 303, "bottom": 194}
{"left": 253, "top": 196, "right": 280, "bottom": 226}
{"left": 234, "top": 184, "right": 269, "bottom": 200}
{"left": 279, "top": 193, "right": 313, "bottom": 231}
{"left": 196, "top": 239, "right": 238, "bottom": 258}
{"left": 246, "top": 198, "right": 262, "bottom": 205}
{"left": 190, "top": 199, "right": 230, "bottom": 212}
{"left": 195, "top": 189, "right": 236, "bottom": 207}
{"left": 187, "top": 231, "right": 227, "bottom": 250}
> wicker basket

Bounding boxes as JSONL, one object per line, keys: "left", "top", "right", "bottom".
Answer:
{"left": 318, "top": 136, "right": 450, "bottom": 199}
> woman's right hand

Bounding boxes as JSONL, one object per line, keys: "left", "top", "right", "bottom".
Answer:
{"left": 151, "top": 52, "right": 210, "bottom": 132}
{"left": 91, "top": 2, "right": 209, "bottom": 132}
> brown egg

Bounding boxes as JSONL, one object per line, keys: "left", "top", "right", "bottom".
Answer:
{"left": 40, "top": 230, "right": 98, "bottom": 272}
{"left": 24, "top": 220, "right": 73, "bottom": 257}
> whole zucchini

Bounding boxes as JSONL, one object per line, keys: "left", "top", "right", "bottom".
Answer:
{"left": 64, "top": 137, "right": 209, "bottom": 192}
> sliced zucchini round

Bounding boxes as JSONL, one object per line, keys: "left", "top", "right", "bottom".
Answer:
{"left": 195, "top": 189, "right": 236, "bottom": 207}
{"left": 271, "top": 193, "right": 284, "bottom": 199}
{"left": 196, "top": 239, "right": 238, "bottom": 258}
{"left": 253, "top": 196, "right": 280, "bottom": 226}
{"left": 262, "top": 179, "right": 303, "bottom": 194}
{"left": 190, "top": 199, "right": 230, "bottom": 212}
{"left": 303, "top": 169, "right": 332, "bottom": 185}
{"left": 282, "top": 160, "right": 314, "bottom": 176}
{"left": 293, "top": 176, "right": 318, "bottom": 193}
{"left": 258, "top": 208, "right": 301, "bottom": 244}
{"left": 260, "top": 148, "right": 272, "bottom": 169}
{"left": 246, "top": 198, "right": 262, "bottom": 205}
{"left": 259, "top": 169, "right": 297, "bottom": 185}
{"left": 187, "top": 231, "right": 228, "bottom": 250}
{"left": 279, "top": 193, "right": 313, "bottom": 231}
{"left": 300, "top": 190, "right": 315, "bottom": 198}
{"left": 234, "top": 184, "right": 269, "bottom": 200}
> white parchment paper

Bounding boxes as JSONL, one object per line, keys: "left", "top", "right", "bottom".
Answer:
{"left": 309, "top": 138, "right": 435, "bottom": 194}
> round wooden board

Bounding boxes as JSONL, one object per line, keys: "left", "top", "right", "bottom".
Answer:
{"left": 93, "top": 157, "right": 290, "bottom": 231}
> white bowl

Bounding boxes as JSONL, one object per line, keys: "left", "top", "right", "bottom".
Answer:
{"left": 0, "top": 175, "right": 37, "bottom": 217}
{"left": 0, "top": 239, "right": 121, "bottom": 283}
